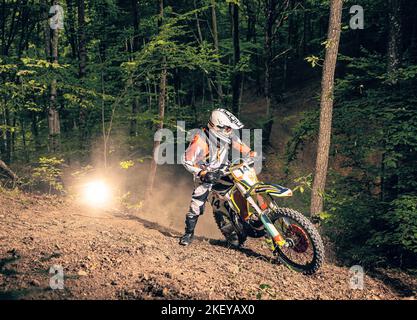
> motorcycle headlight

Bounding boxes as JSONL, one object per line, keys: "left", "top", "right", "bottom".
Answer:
{"left": 82, "top": 180, "right": 112, "bottom": 208}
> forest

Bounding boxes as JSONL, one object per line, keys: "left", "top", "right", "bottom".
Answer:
{"left": 0, "top": 0, "right": 416, "bottom": 297}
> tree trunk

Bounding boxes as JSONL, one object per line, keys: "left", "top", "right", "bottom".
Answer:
{"left": 263, "top": 0, "right": 276, "bottom": 145}
{"left": 410, "top": 2, "right": 417, "bottom": 63}
{"left": 231, "top": 3, "right": 242, "bottom": 116}
{"left": 303, "top": 9, "right": 308, "bottom": 55}
{"left": 129, "top": 0, "right": 140, "bottom": 137}
{"left": 48, "top": 2, "right": 61, "bottom": 153}
{"left": 194, "top": 0, "right": 203, "bottom": 43}
{"left": 31, "top": 112, "right": 40, "bottom": 152}
{"left": 4, "top": 106, "right": 11, "bottom": 163}
{"left": 11, "top": 115, "right": 16, "bottom": 158}
{"left": 146, "top": 0, "right": 167, "bottom": 199}
{"left": 17, "top": 0, "right": 29, "bottom": 58}
{"left": 387, "top": 0, "right": 402, "bottom": 82}
{"left": 20, "top": 116, "right": 28, "bottom": 162}
{"left": 78, "top": 0, "right": 87, "bottom": 78}
{"left": 42, "top": 0, "right": 51, "bottom": 63}
{"left": 245, "top": 0, "right": 256, "bottom": 42}
{"left": 382, "top": 0, "right": 403, "bottom": 201}
{"left": 78, "top": 0, "right": 87, "bottom": 148}
{"left": 310, "top": 0, "right": 343, "bottom": 217}
{"left": 2, "top": 0, "right": 20, "bottom": 56}
{"left": 210, "top": 0, "right": 223, "bottom": 102}
{"left": 66, "top": 0, "right": 78, "bottom": 59}
{"left": 0, "top": 99, "right": 3, "bottom": 159}
{"left": 245, "top": 0, "right": 261, "bottom": 94}
{"left": 1, "top": 0, "right": 5, "bottom": 54}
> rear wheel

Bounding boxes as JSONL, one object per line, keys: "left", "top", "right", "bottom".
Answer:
{"left": 269, "top": 207, "right": 325, "bottom": 275}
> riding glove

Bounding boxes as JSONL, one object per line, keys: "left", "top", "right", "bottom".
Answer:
{"left": 199, "top": 170, "right": 222, "bottom": 183}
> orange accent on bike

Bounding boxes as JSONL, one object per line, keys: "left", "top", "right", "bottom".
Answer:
{"left": 273, "top": 234, "right": 284, "bottom": 243}
{"left": 260, "top": 203, "right": 268, "bottom": 210}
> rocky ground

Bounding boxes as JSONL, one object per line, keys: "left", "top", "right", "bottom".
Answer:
{"left": 0, "top": 190, "right": 415, "bottom": 300}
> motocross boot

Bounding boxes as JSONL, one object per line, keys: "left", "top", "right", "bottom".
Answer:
{"left": 179, "top": 213, "right": 199, "bottom": 246}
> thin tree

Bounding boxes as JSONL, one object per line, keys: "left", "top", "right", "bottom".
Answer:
{"left": 146, "top": 0, "right": 167, "bottom": 199}
{"left": 381, "top": 0, "right": 402, "bottom": 201}
{"left": 66, "top": 0, "right": 78, "bottom": 59}
{"left": 244, "top": 0, "right": 261, "bottom": 93}
{"left": 230, "top": 2, "right": 242, "bottom": 115}
{"left": 48, "top": 1, "right": 61, "bottom": 153}
{"left": 78, "top": 0, "right": 87, "bottom": 148}
{"left": 310, "top": 0, "right": 343, "bottom": 217}
{"left": 263, "top": 0, "right": 289, "bottom": 144}
{"left": 129, "top": 0, "right": 140, "bottom": 137}
{"left": 210, "top": 0, "right": 223, "bottom": 101}
{"left": 387, "top": 0, "right": 401, "bottom": 82}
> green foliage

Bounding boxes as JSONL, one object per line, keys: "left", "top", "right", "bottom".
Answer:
{"left": 117, "top": 191, "right": 143, "bottom": 211}
{"left": 119, "top": 160, "right": 135, "bottom": 169}
{"left": 30, "top": 157, "right": 65, "bottom": 194}
{"left": 285, "top": 110, "right": 319, "bottom": 164}
{"left": 323, "top": 52, "right": 417, "bottom": 267}
{"left": 293, "top": 173, "right": 313, "bottom": 194}
{"left": 287, "top": 22, "right": 417, "bottom": 267}
{"left": 305, "top": 55, "right": 321, "bottom": 67}
{"left": 124, "top": 12, "right": 223, "bottom": 81}
{"left": 256, "top": 283, "right": 276, "bottom": 299}
{"left": 370, "top": 196, "right": 417, "bottom": 254}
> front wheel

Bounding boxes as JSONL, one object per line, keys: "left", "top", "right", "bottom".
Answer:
{"left": 269, "top": 207, "right": 325, "bottom": 275}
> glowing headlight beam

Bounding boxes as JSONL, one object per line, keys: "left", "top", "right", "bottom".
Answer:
{"left": 82, "top": 180, "right": 112, "bottom": 208}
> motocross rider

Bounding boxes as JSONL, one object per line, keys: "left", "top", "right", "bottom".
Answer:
{"left": 180, "top": 108, "right": 255, "bottom": 246}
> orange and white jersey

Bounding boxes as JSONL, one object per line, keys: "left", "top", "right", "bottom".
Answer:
{"left": 181, "top": 127, "right": 251, "bottom": 177}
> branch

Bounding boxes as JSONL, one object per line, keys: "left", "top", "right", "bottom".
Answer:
{"left": 271, "top": 48, "right": 292, "bottom": 62}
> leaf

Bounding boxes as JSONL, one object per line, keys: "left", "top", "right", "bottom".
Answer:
{"left": 305, "top": 55, "right": 321, "bottom": 68}
{"left": 119, "top": 160, "right": 135, "bottom": 169}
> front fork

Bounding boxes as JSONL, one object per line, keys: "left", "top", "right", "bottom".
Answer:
{"left": 236, "top": 184, "right": 287, "bottom": 248}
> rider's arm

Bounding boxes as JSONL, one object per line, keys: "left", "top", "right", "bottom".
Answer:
{"left": 181, "top": 132, "right": 209, "bottom": 177}
{"left": 231, "top": 135, "right": 257, "bottom": 157}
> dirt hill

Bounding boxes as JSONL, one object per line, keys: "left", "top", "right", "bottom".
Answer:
{"left": 0, "top": 190, "right": 415, "bottom": 300}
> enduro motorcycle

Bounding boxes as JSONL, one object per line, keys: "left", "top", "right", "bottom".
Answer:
{"left": 209, "top": 158, "right": 325, "bottom": 275}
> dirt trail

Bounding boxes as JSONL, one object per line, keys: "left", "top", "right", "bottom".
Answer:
{"left": 0, "top": 191, "right": 415, "bottom": 300}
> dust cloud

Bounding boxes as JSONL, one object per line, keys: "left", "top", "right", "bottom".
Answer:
{"left": 136, "top": 162, "right": 223, "bottom": 240}
{"left": 63, "top": 135, "right": 223, "bottom": 240}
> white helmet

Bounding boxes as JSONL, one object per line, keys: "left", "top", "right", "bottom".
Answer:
{"left": 207, "top": 108, "right": 243, "bottom": 144}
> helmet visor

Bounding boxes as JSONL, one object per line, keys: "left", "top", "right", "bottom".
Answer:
{"left": 216, "top": 125, "right": 233, "bottom": 136}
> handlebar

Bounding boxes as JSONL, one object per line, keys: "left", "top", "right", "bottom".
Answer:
{"left": 216, "top": 156, "right": 260, "bottom": 176}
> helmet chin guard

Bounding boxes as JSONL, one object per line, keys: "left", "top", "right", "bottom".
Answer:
{"left": 207, "top": 109, "right": 243, "bottom": 144}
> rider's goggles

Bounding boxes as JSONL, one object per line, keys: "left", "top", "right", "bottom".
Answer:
{"left": 216, "top": 125, "right": 233, "bottom": 134}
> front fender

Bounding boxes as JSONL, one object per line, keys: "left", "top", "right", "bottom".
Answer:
{"left": 254, "top": 183, "right": 293, "bottom": 198}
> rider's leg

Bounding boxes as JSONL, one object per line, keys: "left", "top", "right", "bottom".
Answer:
{"left": 179, "top": 182, "right": 212, "bottom": 246}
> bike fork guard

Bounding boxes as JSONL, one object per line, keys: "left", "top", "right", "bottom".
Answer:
{"left": 260, "top": 213, "right": 286, "bottom": 247}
